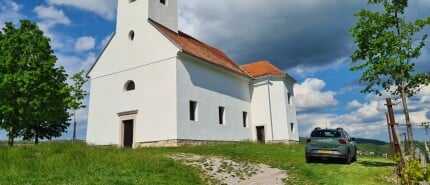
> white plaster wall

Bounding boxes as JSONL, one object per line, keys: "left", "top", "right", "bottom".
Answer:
{"left": 87, "top": 0, "right": 180, "bottom": 145}
{"left": 284, "top": 80, "right": 299, "bottom": 141}
{"left": 269, "top": 80, "right": 291, "bottom": 141}
{"left": 250, "top": 80, "right": 272, "bottom": 141}
{"left": 87, "top": 58, "right": 178, "bottom": 146}
{"left": 176, "top": 55, "right": 253, "bottom": 141}
{"left": 89, "top": 0, "right": 179, "bottom": 79}
{"left": 149, "top": 0, "right": 178, "bottom": 32}
{"left": 250, "top": 77, "right": 299, "bottom": 142}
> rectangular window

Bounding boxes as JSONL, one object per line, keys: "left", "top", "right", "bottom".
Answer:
{"left": 242, "top": 112, "right": 248, "bottom": 128}
{"left": 290, "top": 123, "right": 295, "bottom": 132}
{"left": 190, "top": 101, "right": 197, "bottom": 121}
{"left": 160, "top": 0, "right": 166, "bottom": 5}
{"left": 287, "top": 93, "right": 292, "bottom": 105}
{"left": 218, "top": 106, "right": 225, "bottom": 125}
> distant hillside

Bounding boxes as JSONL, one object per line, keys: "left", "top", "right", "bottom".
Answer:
{"left": 354, "top": 138, "right": 388, "bottom": 145}
{"left": 299, "top": 137, "right": 388, "bottom": 145}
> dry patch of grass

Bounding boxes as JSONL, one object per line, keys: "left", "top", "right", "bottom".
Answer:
{"left": 170, "top": 153, "right": 287, "bottom": 185}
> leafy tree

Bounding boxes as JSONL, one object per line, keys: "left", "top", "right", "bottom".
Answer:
{"left": 67, "top": 70, "right": 88, "bottom": 143}
{"left": 350, "top": 0, "right": 430, "bottom": 156}
{"left": 0, "top": 20, "right": 75, "bottom": 146}
{"left": 17, "top": 66, "right": 71, "bottom": 145}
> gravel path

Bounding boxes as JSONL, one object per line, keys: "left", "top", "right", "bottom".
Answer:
{"left": 169, "top": 153, "right": 288, "bottom": 185}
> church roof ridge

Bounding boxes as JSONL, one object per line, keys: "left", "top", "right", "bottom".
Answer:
{"left": 241, "top": 60, "right": 286, "bottom": 78}
{"left": 149, "top": 19, "right": 250, "bottom": 77}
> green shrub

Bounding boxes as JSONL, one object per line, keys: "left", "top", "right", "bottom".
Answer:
{"left": 401, "top": 159, "right": 430, "bottom": 184}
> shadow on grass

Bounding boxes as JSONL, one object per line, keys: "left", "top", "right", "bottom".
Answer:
{"left": 307, "top": 158, "right": 350, "bottom": 165}
{"left": 357, "top": 160, "right": 395, "bottom": 167}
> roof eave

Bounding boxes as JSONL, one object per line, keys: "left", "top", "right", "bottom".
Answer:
{"left": 253, "top": 73, "right": 297, "bottom": 83}
{"left": 86, "top": 32, "right": 116, "bottom": 78}
{"left": 178, "top": 51, "right": 252, "bottom": 80}
{"left": 148, "top": 19, "right": 183, "bottom": 51}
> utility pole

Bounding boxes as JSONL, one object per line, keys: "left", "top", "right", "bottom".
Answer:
{"left": 401, "top": 133, "right": 407, "bottom": 152}
{"left": 386, "top": 113, "right": 394, "bottom": 158}
{"left": 386, "top": 98, "right": 403, "bottom": 159}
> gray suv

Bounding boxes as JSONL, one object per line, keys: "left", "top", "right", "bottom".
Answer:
{"left": 305, "top": 127, "right": 357, "bottom": 164}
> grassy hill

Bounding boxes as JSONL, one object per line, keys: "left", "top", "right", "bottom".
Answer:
{"left": 0, "top": 142, "right": 396, "bottom": 185}
{"left": 355, "top": 138, "right": 388, "bottom": 145}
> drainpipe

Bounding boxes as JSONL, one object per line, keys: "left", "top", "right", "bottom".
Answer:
{"left": 267, "top": 75, "right": 275, "bottom": 142}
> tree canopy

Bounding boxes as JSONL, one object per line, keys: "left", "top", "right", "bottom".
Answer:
{"left": 350, "top": 0, "right": 430, "bottom": 155}
{"left": 0, "top": 20, "right": 86, "bottom": 146}
{"left": 351, "top": 0, "right": 430, "bottom": 96}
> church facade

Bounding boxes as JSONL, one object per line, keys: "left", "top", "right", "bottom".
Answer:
{"left": 86, "top": 0, "right": 299, "bottom": 148}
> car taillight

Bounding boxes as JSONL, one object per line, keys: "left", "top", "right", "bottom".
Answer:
{"left": 339, "top": 139, "right": 347, "bottom": 144}
{"left": 306, "top": 138, "right": 311, "bottom": 143}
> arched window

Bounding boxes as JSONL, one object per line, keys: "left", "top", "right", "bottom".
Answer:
{"left": 124, "top": 81, "right": 135, "bottom": 91}
{"left": 128, "top": 30, "right": 135, "bottom": 41}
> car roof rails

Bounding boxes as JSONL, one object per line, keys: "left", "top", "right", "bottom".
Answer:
{"left": 336, "top": 127, "right": 343, "bottom": 131}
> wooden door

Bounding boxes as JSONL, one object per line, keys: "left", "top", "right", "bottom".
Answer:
{"left": 256, "top": 126, "right": 265, "bottom": 143}
{"left": 123, "top": 120, "right": 134, "bottom": 148}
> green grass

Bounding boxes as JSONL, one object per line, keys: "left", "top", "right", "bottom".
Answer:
{"left": 0, "top": 142, "right": 396, "bottom": 185}
{"left": 0, "top": 143, "right": 203, "bottom": 185}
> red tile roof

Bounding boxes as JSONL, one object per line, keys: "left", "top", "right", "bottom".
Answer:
{"left": 241, "top": 60, "right": 286, "bottom": 78}
{"left": 150, "top": 19, "right": 248, "bottom": 76}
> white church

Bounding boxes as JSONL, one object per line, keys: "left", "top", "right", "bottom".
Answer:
{"left": 86, "top": 0, "right": 299, "bottom": 148}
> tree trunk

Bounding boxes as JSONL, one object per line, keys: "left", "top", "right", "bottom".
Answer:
{"left": 401, "top": 70, "right": 414, "bottom": 156}
{"left": 72, "top": 111, "right": 76, "bottom": 144}
{"left": 35, "top": 133, "right": 39, "bottom": 145}
{"left": 8, "top": 127, "right": 14, "bottom": 147}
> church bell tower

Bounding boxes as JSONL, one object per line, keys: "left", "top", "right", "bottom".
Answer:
{"left": 116, "top": 0, "right": 178, "bottom": 33}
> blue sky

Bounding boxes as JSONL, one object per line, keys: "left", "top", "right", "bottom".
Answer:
{"left": 1, "top": 0, "right": 430, "bottom": 142}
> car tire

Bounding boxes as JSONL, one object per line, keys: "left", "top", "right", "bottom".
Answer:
{"left": 352, "top": 149, "right": 357, "bottom": 162}
{"left": 344, "top": 152, "right": 351, "bottom": 164}
{"left": 306, "top": 157, "right": 312, "bottom": 163}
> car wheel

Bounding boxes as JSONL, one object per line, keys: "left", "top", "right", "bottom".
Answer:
{"left": 352, "top": 149, "right": 357, "bottom": 162}
{"left": 306, "top": 157, "right": 313, "bottom": 163}
{"left": 344, "top": 152, "right": 351, "bottom": 164}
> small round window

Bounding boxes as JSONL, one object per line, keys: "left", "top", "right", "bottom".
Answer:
{"left": 124, "top": 80, "right": 135, "bottom": 91}
{"left": 128, "top": 30, "right": 135, "bottom": 41}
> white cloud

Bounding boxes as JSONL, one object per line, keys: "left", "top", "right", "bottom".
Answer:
{"left": 348, "top": 100, "right": 362, "bottom": 109}
{"left": 0, "top": 0, "right": 24, "bottom": 26}
{"left": 46, "top": 0, "right": 117, "bottom": 21}
{"left": 294, "top": 78, "right": 338, "bottom": 112}
{"left": 56, "top": 52, "right": 97, "bottom": 76}
{"left": 354, "top": 101, "right": 384, "bottom": 122}
{"left": 298, "top": 88, "right": 430, "bottom": 140}
{"left": 34, "top": 5, "right": 70, "bottom": 30}
{"left": 297, "top": 113, "right": 386, "bottom": 139}
{"left": 75, "top": 36, "right": 96, "bottom": 52}
{"left": 418, "top": 86, "right": 430, "bottom": 103}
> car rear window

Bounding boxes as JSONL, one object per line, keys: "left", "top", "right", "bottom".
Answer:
{"left": 311, "top": 130, "right": 341, "bottom": 137}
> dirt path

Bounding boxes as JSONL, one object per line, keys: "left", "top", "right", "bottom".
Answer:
{"left": 169, "top": 153, "right": 288, "bottom": 185}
